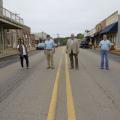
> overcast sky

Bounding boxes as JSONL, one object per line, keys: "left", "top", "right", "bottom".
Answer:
{"left": 3, "top": 0, "right": 120, "bottom": 37}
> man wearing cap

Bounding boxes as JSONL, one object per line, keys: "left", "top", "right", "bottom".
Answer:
{"left": 66, "top": 34, "right": 79, "bottom": 69}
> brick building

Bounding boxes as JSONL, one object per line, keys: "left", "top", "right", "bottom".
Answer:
{"left": 0, "top": 0, "right": 35, "bottom": 57}
{"left": 0, "top": 0, "right": 24, "bottom": 55}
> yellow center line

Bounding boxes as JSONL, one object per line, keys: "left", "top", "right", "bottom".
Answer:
{"left": 47, "top": 48, "right": 64, "bottom": 120}
{"left": 65, "top": 54, "right": 76, "bottom": 120}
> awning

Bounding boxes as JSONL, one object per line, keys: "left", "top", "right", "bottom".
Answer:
{"left": 94, "top": 32, "right": 99, "bottom": 37}
{"left": 100, "top": 22, "right": 118, "bottom": 34}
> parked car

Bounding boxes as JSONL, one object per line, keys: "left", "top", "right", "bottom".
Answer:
{"left": 80, "top": 40, "right": 89, "bottom": 48}
{"left": 36, "top": 43, "right": 45, "bottom": 50}
{"left": 54, "top": 43, "right": 58, "bottom": 47}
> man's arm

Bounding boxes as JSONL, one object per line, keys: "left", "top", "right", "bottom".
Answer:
{"left": 76, "top": 40, "right": 79, "bottom": 54}
{"left": 99, "top": 41, "right": 101, "bottom": 48}
{"left": 17, "top": 45, "right": 20, "bottom": 52}
{"left": 53, "top": 40, "right": 55, "bottom": 53}
{"left": 109, "top": 41, "right": 112, "bottom": 51}
{"left": 66, "top": 40, "right": 69, "bottom": 54}
{"left": 44, "top": 42, "right": 47, "bottom": 54}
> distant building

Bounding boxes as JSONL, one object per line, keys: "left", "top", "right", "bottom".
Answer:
{"left": 34, "top": 32, "right": 47, "bottom": 43}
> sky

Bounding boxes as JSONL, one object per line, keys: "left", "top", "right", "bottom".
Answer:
{"left": 3, "top": 0, "right": 120, "bottom": 37}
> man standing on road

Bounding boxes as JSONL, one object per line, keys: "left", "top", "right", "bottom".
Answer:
{"left": 17, "top": 38, "right": 29, "bottom": 69}
{"left": 44, "top": 35, "right": 55, "bottom": 69}
{"left": 66, "top": 34, "right": 79, "bottom": 69}
{"left": 99, "top": 34, "right": 111, "bottom": 70}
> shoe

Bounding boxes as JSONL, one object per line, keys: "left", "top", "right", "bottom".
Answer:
{"left": 106, "top": 68, "right": 110, "bottom": 70}
{"left": 47, "top": 67, "right": 50, "bottom": 69}
{"left": 70, "top": 66, "right": 74, "bottom": 69}
{"left": 51, "top": 67, "right": 55, "bottom": 69}
{"left": 75, "top": 67, "right": 79, "bottom": 70}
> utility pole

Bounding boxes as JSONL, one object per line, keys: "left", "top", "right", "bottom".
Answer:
{"left": 0, "top": 0, "right": 4, "bottom": 54}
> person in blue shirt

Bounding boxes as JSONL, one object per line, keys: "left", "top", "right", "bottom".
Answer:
{"left": 99, "top": 34, "right": 111, "bottom": 70}
{"left": 44, "top": 35, "right": 55, "bottom": 69}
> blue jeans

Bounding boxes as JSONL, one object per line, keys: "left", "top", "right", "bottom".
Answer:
{"left": 100, "top": 50, "right": 109, "bottom": 69}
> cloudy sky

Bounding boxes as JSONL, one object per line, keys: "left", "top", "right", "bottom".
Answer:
{"left": 3, "top": 0, "right": 120, "bottom": 37}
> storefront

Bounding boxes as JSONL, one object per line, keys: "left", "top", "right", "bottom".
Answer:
{"left": 100, "top": 22, "right": 118, "bottom": 43}
{"left": 88, "top": 11, "right": 120, "bottom": 49}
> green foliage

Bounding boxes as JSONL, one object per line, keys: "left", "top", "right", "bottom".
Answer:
{"left": 55, "top": 37, "right": 69, "bottom": 46}
{"left": 76, "top": 33, "right": 84, "bottom": 40}
{"left": 54, "top": 33, "right": 84, "bottom": 45}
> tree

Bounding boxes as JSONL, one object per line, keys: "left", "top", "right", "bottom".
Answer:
{"left": 54, "top": 37, "right": 69, "bottom": 46}
{"left": 76, "top": 33, "right": 84, "bottom": 40}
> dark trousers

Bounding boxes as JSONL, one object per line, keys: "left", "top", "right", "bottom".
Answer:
{"left": 69, "top": 51, "right": 79, "bottom": 69}
{"left": 20, "top": 55, "right": 29, "bottom": 68}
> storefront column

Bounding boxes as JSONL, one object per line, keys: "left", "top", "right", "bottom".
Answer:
{"left": 0, "top": 27, "right": 5, "bottom": 53}
{"left": 13, "top": 30, "right": 17, "bottom": 48}
{"left": 0, "top": 0, "right": 3, "bottom": 16}
{"left": 116, "top": 15, "right": 120, "bottom": 48}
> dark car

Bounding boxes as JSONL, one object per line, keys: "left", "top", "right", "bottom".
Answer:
{"left": 80, "top": 40, "right": 89, "bottom": 48}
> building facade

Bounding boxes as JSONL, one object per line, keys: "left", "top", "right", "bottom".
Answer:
{"left": 4, "top": 25, "right": 32, "bottom": 50}
{"left": 0, "top": 0, "right": 24, "bottom": 54}
{"left": 87, "top": 11, "right": 120, "bottom": 49}
{"left": 0, "top": 0, "right": 35, "bottom": 56}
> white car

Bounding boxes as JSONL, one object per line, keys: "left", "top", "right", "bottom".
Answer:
{"left": 36, "top": 43, "right": 45, "bottom": 50}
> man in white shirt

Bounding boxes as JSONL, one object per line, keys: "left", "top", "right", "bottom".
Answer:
{"left": 44, "top": 35, "right": 55, "bottom": 69}
{"left": 17, "top": 39, "right": 29, "bottom": 69}
{"left": 99, "top": 34, "right": 111, "bottom": 70}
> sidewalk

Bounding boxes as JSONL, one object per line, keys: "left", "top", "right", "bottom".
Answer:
{"left": 90, "top": 47, "right": 120, "bottom": 56}
{"left": 0, "top": 47, "right": 36, "bottom": 60}
{"left": 89, "top": 48, "right": 120, "bottom": 63}
{"left": 0, "top": 48, "right": 18, "bottom": 59}
{"left": 110, "top": 49, "right": 120, "bottom": 56}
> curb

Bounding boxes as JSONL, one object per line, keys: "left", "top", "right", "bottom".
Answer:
{"left": 110, "top": 51, "right": 120, "bottom": 56}
{"left": 0, "top": 49, "right": 36, "bottom": 62}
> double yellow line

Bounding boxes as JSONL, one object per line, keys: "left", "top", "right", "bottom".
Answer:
{"left": 47, "top": 53, "right": 76, "bottom": 120}
{"left": 47, "top": 58, "right": 62, "bottom": 120}
{"left": 65, "top": 54, "right": 76, "bottom": 120}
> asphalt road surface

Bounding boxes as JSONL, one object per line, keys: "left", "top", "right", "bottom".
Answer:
{"left": 0, "top": 47, "right": 120, "bottom": 120}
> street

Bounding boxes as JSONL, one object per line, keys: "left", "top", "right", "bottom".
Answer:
{"left": 0, "top": 47, "right": 120, "bottom": 120}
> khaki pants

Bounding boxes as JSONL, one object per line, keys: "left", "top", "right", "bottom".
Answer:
{"left": 45, "top": 50, "right": 54, "bottom": 68}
